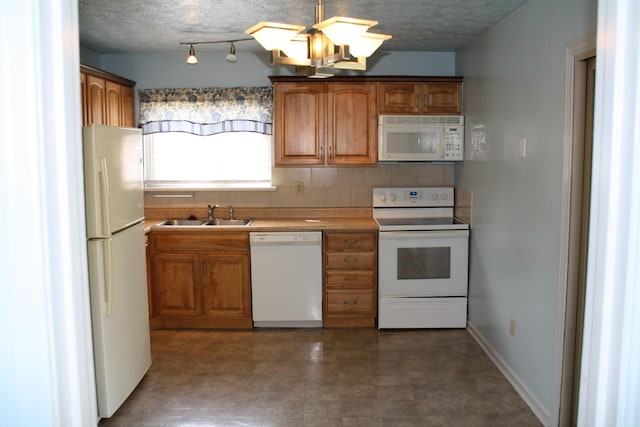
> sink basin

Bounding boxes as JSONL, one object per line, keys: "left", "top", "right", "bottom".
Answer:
{"left": 156, "top": 219, "right": 208, "bottom": 226}
{"left": 155, "top": 218, "right": 253, "bottom": 227}
{"left": 203, "top": 219, "right": 253, "bottom": 226}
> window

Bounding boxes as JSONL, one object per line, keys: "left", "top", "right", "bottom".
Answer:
{"left": 139, "top": 87, "right": 273, "bottom": 190}
{"left": 143, "top": 132, "right": 272, "bottom": 189}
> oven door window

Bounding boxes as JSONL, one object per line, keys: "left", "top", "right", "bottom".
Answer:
{"left": 397, "top": 247, "right": 450, "bottom": 279}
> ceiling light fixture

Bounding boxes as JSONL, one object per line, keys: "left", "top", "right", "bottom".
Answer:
{"left": 179, "top": 38, "right": 252, "bottom": 64}
{"left": 226, "top": 42, "right": 237, "bottom": 63}
{"left": 186, "top": 44, "right": 198, "bottom": 64}
{"left": 245, "top": 0, "right": 391, "bottom": 78}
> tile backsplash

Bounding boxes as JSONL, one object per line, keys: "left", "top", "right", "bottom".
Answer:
{"left": 144, "top": 164, "right": 454, "bottom": 208}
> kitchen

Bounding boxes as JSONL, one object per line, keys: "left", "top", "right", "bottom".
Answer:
{"left": 4, "top": 0, "right": 639, "bottom": 426}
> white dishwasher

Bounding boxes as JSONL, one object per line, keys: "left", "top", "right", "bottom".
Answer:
{"left": 250, "top": 231, "right": 323, "bottom": 327}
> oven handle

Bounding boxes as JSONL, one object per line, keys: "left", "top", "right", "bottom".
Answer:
{"left": 379, "top": 230, "right": 469, "bottom": 239}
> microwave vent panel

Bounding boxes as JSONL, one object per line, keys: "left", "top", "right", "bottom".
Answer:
{"left": 379, "top": 115, "right": 464, "bottom": 126}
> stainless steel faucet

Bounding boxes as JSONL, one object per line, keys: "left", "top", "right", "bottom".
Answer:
{"left": 228, "top": 205, "right": 234, "bottom": 220}
{"left": 207, "top": 204, "right": 219, "bottom": 220}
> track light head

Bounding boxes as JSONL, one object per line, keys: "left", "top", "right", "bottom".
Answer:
{"left": 186, "top": 44, "right": 198, "bottom": 64}
{"left": 226, "top": 42, "right": 237, "bottom": 63}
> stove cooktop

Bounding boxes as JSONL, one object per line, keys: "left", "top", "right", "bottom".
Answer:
{"left": 375, "top": 216, "right": 469, "bottom": 231}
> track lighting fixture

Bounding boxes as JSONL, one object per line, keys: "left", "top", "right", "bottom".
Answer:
{"left": 186, "top": 44, "right": 198, "bottom": 64}
{"left": 226, "top": 42, "right": 237, "bottom": 63}
{"left": 179, "top": 38, "right": 252, "bottom": 64}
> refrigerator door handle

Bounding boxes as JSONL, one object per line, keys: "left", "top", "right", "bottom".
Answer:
{"left": 99, "top": 157, "right": 112, "bottom": 238}
{"left": 104, "top": 238, "right": 114, "bottom": 316}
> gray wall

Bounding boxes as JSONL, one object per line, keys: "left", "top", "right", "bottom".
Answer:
{"left": 455, "top": 0, "right": 596, "bottom": 415}
{"left": 92, "top": 50, "right": 457, "bottom": 89}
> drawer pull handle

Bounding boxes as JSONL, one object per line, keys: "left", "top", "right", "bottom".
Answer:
{"left": 344, "top": 276, "right": 358, "bottom": 281}
{"left": 344, "top": 257, "right": 358, "bottom": 263}
{"left": 344, "top": 239, "right": 358, "bottom": 243}
{"left": 344, "top": 300, "right": 357, "bottom": 305}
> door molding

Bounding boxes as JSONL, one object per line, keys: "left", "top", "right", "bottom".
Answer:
{"left": 551, "top": 33, "right": 596, "bottom": 427}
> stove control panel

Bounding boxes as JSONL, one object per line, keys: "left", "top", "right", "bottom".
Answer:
{"left": 373, "top": 187, "right": 454, "bottom": 208}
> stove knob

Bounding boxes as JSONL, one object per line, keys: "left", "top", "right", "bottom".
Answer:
{"left": 389, "top": 194, "right": 396, "bottom": 201}
{"left": 431, "top": 193, "right": 439, "bottom": 201}
{"left": 441, "top": 193, "right": 449, "bottom": 201}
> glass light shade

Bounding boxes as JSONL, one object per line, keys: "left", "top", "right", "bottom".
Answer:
{"left": 281, "top": 35, "right": 309, "bottom": 60}
{"left": 245, "top": 22, "right": 305, "bottom": 51}
{"left": 226, "top": 43, "right": 237, "bottom": 63}
{"left": 186, "top": 45, "right": 198, "bottom": 64}
{"left": 313, "top": 16, "right": 377, "bottom": 46}
{"left": 348, "top": 32, "right": 392, "bottom": 57}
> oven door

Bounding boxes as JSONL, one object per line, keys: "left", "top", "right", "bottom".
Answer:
{"left": 378, "top": 230, "right": 468, "bottom": 297}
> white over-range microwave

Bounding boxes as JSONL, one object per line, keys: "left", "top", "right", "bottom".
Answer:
{"left": 378, "top": 115, "right": 464, "bottom": 162}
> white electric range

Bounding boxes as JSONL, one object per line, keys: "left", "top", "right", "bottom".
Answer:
{"left": 373, "top": 187, "right": 470, "bottom": 329}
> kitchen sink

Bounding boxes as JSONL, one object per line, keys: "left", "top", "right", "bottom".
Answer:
{"left": 156, "top": 219, "right": 208, "bottom": 226}
{"left": 155, "top": 218, "right": 253, "bottom": 227}
{"left": 203, "top": 219, "right": 253, "bottom": 226}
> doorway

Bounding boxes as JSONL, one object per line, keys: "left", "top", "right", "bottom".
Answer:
{"left": 556, "top": 37, "right": 596, "bottom": 427}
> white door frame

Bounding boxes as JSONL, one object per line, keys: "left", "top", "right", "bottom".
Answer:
{"left": 551, "top": 33, "right": 596, "bottom": 427}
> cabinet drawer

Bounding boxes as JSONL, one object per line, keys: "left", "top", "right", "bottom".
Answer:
{"left": 152, "top": 233, "right": 249, "bottom": 252}
{"left": 325, "top": 270, "right": 375, "bottom": 287}
{"left": 326, "top": 251, "right": 376, "bottom": 269}
{"left": 325, "top": 289, "right": 376, "bottom": 315}
{"left": 325, "top": 232, "right": 376, "bottom": 251}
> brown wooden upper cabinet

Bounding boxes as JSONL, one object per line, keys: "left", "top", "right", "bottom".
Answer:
{"left": 272, "top": 78, "right": 377, "bottom": 166}
{"left": 271, "top": 76, "right": 463, "bottom": 166}
{"left": 378, "top": 82, "right": 462, "bottom": 115}
{"left": 80, "top": 65, "right": 136, "bottom": 127}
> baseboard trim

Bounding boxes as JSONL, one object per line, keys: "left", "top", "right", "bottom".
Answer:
{"left": 467, "top": 322, "right": 550, "bottom": 426}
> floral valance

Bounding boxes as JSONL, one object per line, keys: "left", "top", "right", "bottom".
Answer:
{"left": 138, "top": 87, "right": 273, "bottom": 136}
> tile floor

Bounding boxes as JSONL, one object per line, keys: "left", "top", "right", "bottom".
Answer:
{"left": 99, "top": 328, "right": 542, "bottom": 427}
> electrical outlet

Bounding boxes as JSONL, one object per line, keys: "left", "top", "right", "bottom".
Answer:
{"left": 294, "top": 180, "right": 304, "bottom": 195}
{"left": 510, "top": 317, "right": 516, "bottom": 337}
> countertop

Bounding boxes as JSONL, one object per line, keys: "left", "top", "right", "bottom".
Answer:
{"left": 145, "top": 207, "right": 378, "bottom": 234}
{"left": 146, "top": 216, "right": 378, "bottom": 234}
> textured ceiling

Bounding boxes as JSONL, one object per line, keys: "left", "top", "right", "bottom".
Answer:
{"left": 79, "top": 0, "right": 530, "bottom": 54}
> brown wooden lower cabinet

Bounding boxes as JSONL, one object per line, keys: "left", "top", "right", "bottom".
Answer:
{"left": 323, "top": 231, "right": 377, "bottom": 328}
{"left": 150, "top": 232, "right": 252, "bottom": 329}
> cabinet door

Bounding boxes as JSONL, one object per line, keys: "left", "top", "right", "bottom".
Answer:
{"left": 105, "top": 81, "right": 123, "bottom": 126}
{"left": 201, "top": 253, "right": 251, "bottom": 319}
{"left": 377, "top": 83, "right": 420, "bottom": 114}
{"left": 121, "top": 86, "right": 136, "bottom": 127}
{"left": 80, "top": 72, "right": 88, "bottom": 126}
{"left": 327, "top": 83, "right": 377, "bottom": 165}
{"left": 421, "top": 83, "right": 462, "bottom": 115}
{"left": 86, "top": 75, "right": 106, "bottom": 125}
{"left": 153, "top": 252, "right": 200, "bottom": 316}
{"left": 274, "top": 83, "right": 326, "bottom": 166}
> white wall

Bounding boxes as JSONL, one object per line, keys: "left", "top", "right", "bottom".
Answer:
{"left": 1, "top": 0, "right": 97, "bottom": 425}
{"left": 455, "top": 0, "right": 596, "bottom": 420}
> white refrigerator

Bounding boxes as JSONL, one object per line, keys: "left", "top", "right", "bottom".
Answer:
{"left": 83, "top": 125, "right": 151, "bottom": 419}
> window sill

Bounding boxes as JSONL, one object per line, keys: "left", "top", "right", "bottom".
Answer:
{"left": 144, "top": 184, "right": 277, "bottom": 196}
